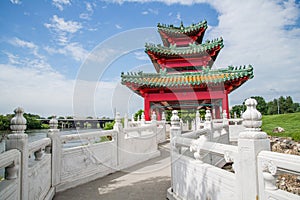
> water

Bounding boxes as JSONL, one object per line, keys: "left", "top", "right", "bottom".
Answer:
{"left": 0, "top": 128, "right": 103, "bottom": 152}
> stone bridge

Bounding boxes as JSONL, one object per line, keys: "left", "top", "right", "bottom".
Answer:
{"left": 1, "top": 99, "right": 299, "bottom": 200}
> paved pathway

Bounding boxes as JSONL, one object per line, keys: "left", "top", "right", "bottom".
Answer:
{"left": 54, "top": 142, "right": 171, "bottom": 200}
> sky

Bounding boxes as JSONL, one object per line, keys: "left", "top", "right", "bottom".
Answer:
{"left": 0, "top": 0, "right": 300, "bottom": 118}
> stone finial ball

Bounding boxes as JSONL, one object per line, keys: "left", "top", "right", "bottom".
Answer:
{"left": 242, "top": 98, "right": 262, "bottom": 130}
{"left": 171, "top": 110, "right": 179, "bottom": 121}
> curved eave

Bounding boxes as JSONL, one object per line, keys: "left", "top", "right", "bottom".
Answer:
{"left": 157, "top": 20, "right": 208, "bottom": 36}
{"left": 145, "top": 39, "right": 223, "bottom": 57}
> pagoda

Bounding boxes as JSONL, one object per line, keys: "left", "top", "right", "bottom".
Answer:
{"left": 121, "top": 20, "right": 253, "bottom": 121}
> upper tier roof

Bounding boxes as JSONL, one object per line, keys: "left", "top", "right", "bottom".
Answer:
{"left": 157, "top": 20, "right": 208, "bottom": 46}
{"left": 145, "top": 37, "right": 223, "bottom": 56}
{"left": 157, "top": 20, "right": 207, "bottom": 35}
{"left": 121, "top": 65, "right": 253, "bottom": 93}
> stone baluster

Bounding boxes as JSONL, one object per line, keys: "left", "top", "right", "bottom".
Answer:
{"left": 195, "top": 110, "right": 200, "bottom": 130}
{"left": 141, "top": 112, "right": 145, "bottom": 126}
{"left": 151, "top": 111, "right": 157, "bottom": 121}
{"left": 222, "top": 110, "right": 229, "bottom": 136}
{"left": 113, "top": 112, "right": 123, "bottom": 132}
{"left": 6, "top": 107, "right": 29, "bottom": 200}
{"left": 191, "top": 119, "right": 195, "bottom": 131}
{"left": 124, "top": 113, "right": 128, "bottom": 128}
{"left": 204, "top": 110, "right": 213, "bottom": 139}
{"left": 161, "top": 111, "right": 166, "bottom": 121}
{"left": 151, "top": 111, "right": 158, "bottom": 143}
{"left": 235, "top": 98, "right": 270, "bottom": 200}
{"left": 170, "top": 110, "right": 181, "bottom": 138}
{"left": 170, "top": 110, "right": 181, "bottom": 192}
{"left": 113, "top": 112, "right": 122, "bottom": 166}
{"left": 186, "top": 120, "right": 190, "bottom": 131}
{"left": 47, "top": 116, "right": 61, "bottom": 187}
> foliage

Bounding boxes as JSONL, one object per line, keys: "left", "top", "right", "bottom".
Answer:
{"left": 103, "top": 121, "right": 115, "bottom": 130}
{"left": 0, "top": 112, "right": 44, "bottom": 130}
{"left": 230, "top": 104, "right": 246, "bottom": 118}
{"left": 0, "top": 114, "right": 13, "bottom": 130}
{"left": 232, "top": 96, "right": 300, "bottom": 116}
{"left": 251, "top": 96, "right": 268, "bottom": 115}
{"left": 23, "top": 113, "right": 42, "bottom": 129}
{"left": 134, "top": 109, "right": 144, "bottom": 121}
{"left": 41, "top": 124, "right": 50, "bottom": 129}
{"left": 262, "top": 112, "right": 300, "bottom": 141}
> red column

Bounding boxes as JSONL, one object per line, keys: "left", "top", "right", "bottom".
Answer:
{"left": 144, "top": 97, "right": 151, "bottom": 121}
{"left": 215, "top": 104, "right": 220, "bottom": 119}
{"left": 222, "top": 91, "right": 229, "bottom": 118}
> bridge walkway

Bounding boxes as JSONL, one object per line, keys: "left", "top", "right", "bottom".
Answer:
{"left": 54, "top": 142, "right": 171, "bottom": 200}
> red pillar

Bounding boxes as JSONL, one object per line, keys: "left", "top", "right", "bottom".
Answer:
{"left": 222, "top": 91, "right": 229, "bottom": 118}
{"left": 144, "top": 97, "right": 151, "bottom": 121}
{"left": 215, "top": 104, "right": 220, "bottom": 119}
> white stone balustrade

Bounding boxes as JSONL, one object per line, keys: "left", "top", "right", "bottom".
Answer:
{"left": 0, "top": 149, "right": 21, "bottom": 200}
{"left": 0, "top": 108, "right": 166, "bottom": 199}
{"left": 168, "top": 98, "right": 299, "bottom": 200}
{"left": 28, "top": 138, "right": 51, "bottom": 161}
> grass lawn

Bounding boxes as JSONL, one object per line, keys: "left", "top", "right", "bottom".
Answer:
{"left": 261, "top": 112, "right": 300, "bottom": 141}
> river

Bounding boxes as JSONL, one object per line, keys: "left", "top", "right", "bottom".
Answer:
{"left": 0, "top": 128, "right": 104, "bottom": 153}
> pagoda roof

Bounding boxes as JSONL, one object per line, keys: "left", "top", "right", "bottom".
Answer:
{"left": 157, "top": 20, "right": 207, "bottom": 36}
{"left": 121, "top": 65, "right": 253, "bottom": 91}
{"left": 145, "top": 37, "right": 223, "bottom": 56}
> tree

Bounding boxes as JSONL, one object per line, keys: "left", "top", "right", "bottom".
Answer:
{"left": 134, "top": 109, "right": 144, "bottom": 121}
{"left": 23, "top": 113, "right": 42, "bottom": 129}
{"left": 285, "top": 96, "right": 294, "bottom": 113}
{"left": 251, "top": 96, "right": 268, "bottom": 115}
{"left": 230, "top": 104, "right": 246, "bottom": 118}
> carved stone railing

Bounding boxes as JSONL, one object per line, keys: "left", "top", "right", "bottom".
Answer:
{"left": 60, "top": 129, "right": 116, "bottom": 145}
{"left": 0, "top": 149, "right": 21, "bottom": 200}
{"left": 168, "top": 98, "right": 288, "bottom": 200}
{"left": 123, "top": 124, "right": 156, "bottom": 138}
{"left": 257, "top": 151, "right": 300, "bottom": 199}
{"left": 28, "top": 138, "right": 51, "bottom": 161}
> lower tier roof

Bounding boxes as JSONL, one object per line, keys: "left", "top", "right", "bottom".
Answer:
{"left": 121, "top": 65, "right": 253, "bottom": 94}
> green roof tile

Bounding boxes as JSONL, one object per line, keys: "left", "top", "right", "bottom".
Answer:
{"left": 121, "top": 65, "right": 253, "bottom": 88}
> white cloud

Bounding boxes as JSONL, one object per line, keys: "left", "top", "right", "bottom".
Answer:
{"left": 52, "top": 0, "right": 71, "bottom": 11}
{"left": 44, "top": 42, "right": 88, "bottom": 62}
{"left": 44, "top": 15, "right": 82, "bottom": 45}
{"left": 204, "top": 0, "right": 300, "bottom": 103}
{"left": 107, "top": 0, "right": 300, "bottom": 104}
{"left": 10, "top": 0, "right": 21, "bottom": 4}
{"left": 0, "top": 63, "right": 73, "bottom": 116}
{"left": 141, "top": 8, "right": 158, "bottom": 15}
{"left": 134, "top": 51, "right": 149, "bottom": 60}
{"left": 176, "top": 12, "right": 181, "bottom": 21}
{"left": 79, "top": 2, "right": 95, "bottom": 20}
{"left": 115, "top": 24, "right": 122, "bottom": 29}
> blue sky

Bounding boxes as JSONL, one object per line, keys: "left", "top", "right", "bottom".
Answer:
{"left": 1, "top": 0, "right": 300, "bottom": 118}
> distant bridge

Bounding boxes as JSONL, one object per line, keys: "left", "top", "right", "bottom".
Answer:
{"left": 39, "top": 118, "right": 114, "bottom": 129}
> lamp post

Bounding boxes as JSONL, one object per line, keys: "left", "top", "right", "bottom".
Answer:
{"left": 270, "top": 89, "right": 280, "bottom": 114}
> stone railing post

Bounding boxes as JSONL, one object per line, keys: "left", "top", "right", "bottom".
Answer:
{"left": 6, "top": 107, "right": 28, "bottom": 200}
{"left": 204, "top": 110, "right": 213, "bottom": 140}
{"left": 235, "top": 98, "right": 270, "bottom": 200}
{"left": 222, "top": 110, "right": 229, "bottom": 134}
{"left": 195, "top": 110, "right": 200, "bottom": 130}
{"left": 47, "top": 116, "right": 62, "bottom": 187}
{"left": 113, "top": 112, "right": 122, "bottom": 166}
{"left": 141, "top": 112, "right": 146, "bottom": 126}
{"left": 124, "top": 113, "right": 128, "bottom": 128}
{"left": 131, "top": 114, "right": 135, "bottom": 122}
{"left": 170, "top": 110, "right": 181, "bottom": 138}
{"left": 161, "top": 111, "right": 166, "bottom": 121}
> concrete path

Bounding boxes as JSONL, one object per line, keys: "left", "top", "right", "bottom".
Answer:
{"left": 54, "top": 142, "right": 171, "bottom": 200}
